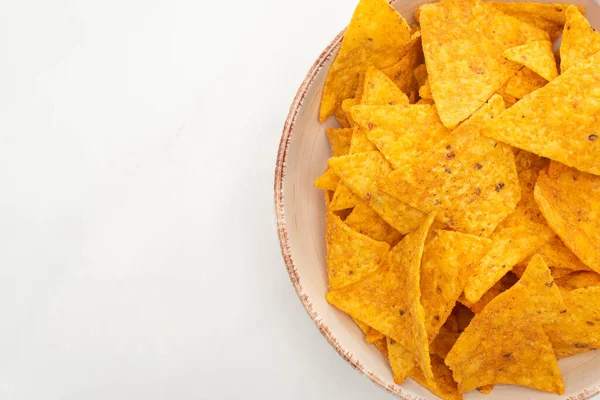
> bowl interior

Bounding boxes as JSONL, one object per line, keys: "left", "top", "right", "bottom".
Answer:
{"left": 276, "top": 0, "right": 600, "bottom": 398}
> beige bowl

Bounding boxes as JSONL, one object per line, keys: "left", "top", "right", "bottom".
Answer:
{"left": 275, "top": 1, "right": 600, "bottom": 398}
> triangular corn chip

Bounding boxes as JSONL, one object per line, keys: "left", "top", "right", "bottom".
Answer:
{"left": 544, "top": 287, "right": 600, "bottom": 358}
{"left": 325, "top": 212, "right": 389, "bottom": 290}
{"left": 328, "top": 151, "right": 428, "bottom": 234}
{"left": 326, "top": 128, "right": 353, "bottom": 157}
{"left": 334, "top": 105, "right": 351, "bottom": 128}
{"left": 499, "top": 167, "right": 546, "bottom": 228}
{"left": 378, "top": 96, "right": 520, "bottom": 236}
{"left": 387, "top": 337, "right": 415, "bottom": 384}
{"left": 446, "top": 284, "right": 564, "bottom": 394}
{"left": 421, "top": 230, "right": 491, "bottom": 341}
{"left": 459, "top": 272, "right": 518, "bottom": 314}
{"left": 463, "top": 220, "right": 555, "bottom": 303}
{"left": 503, "top": 41, "right": 557, "bottom": 82}
{"left": 329, "top": 182, "right": 359, "bottom": 211}
{"left": 514, "top": 150, "right": 548, "bottom": 173}
{"left": 535, "top": 162, "right": 600, "bottom": 273}
{"left": 502, "top": 67, "right": 547, "bottom": 100}
{"left": 345, "top": 202, "right": 401, "bottom": 245}
{"left": 319, "top": 0, "right": 412, "bottom": 121}
{"left": 519, "top": 236, "right": 592, "bottom": 274}
{"left": 560, "top": 6, "right": 600, "bottom": 73}
{"left": 381, "top": 33, "right": 423, "bottom": 101}
{"left": 361, "top": 66, "right": 409, "bottom": 106}
{"left": 314, "top": 168, "right": 340, "bottom": 191}
{"left": 413, "top": 64, "right": 428, "bottom": 87}
{"left": 348, "top": 129, "right": 377, "bottom": 153}
{"left": 517, "top": 254, "right": 565, "bottom": 323}
{"left": 419, "top": 0, "right": 548, "bottom": 128}
{"left": 410, "top": 355, "right": 462, "bottom": 400}
{"left": 556, "top": 271, "right": 600, "bottom": 291}
{"left": 430, "top": 317, "right": 460, "bottom": 359}
{"left": 482, "top": 50, "right": 600, "bottom": 175}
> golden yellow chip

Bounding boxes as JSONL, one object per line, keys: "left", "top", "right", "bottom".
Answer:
{"left": 534, "top": 162, "right": 600, "bottom": 273}
{"left": 387, "top": 337, "right": 415, "bottom": 384}
{"left": 446, "top": 284, "right": 564, "bottom": 394}
{"left": 345, "top": 202, "right": 401, "bottom": 245}
{"left": 314, "top": 168, "right": 340, "bottom": 191}
{"left": 325, "top": 212, "right": 389, "bottom": 290}
{"left": 544, "top": 287, "right": 600, "bottom": 359}
{"left": 329, "top": 182, "right": 359, "bottom": 211}
{"left": 502, "top": 67, "right": 547, "bottom": 100}
{"left": 494, "top": 90, "right": 518, "bottom": 108}
{"left": 514, "top": 149, "right": 548, "bottom": 173}
{"left": 373, "top": 336, "right": 388, "bottom": 356}
{"left": 326, "top": 213, "right": 437, "bottom": 384}
{"left": 328, "top": 151, "right": 428, "bottom": 234}
{"left": 361, "top": 66, "right": 409, "bottom": 106}
{"left": 353, "top": 318, "right": 371, "bottom": 335}
{"left": 326, "top": 128, "right": 353, "bottom": 157}
{"left": 421, "top": 230, "right": 491, "bottom": 341}
{"left": 463, "top": 219, "right": 555, "bottom": 303}
{"left": 482, "top": 51, "right": 600, "bottom": 175}
{"left": 416, "top": 98, "right": 434, "bottom": 105}
{"left": 517, "top": 254, "right": 566, "bottom": 323}
{"left": 459, "top": 272, "right": 518, "bottom": 314}
{"left": 430, "top": 318, "right": 460, "bottom": 359}
{"left": 499, "top": 167, "right": 546, "bottom": 228}
{"left": 419, "top": 0, "right": 548, "bottom": 128}
{"left": 341, "top": 98, "right": 360, "bottom": 127}
{"left": 378, "top": 96, "right": 520, "bottom": 236}
{"left": 319, "top": 0, "right": 412, "bottom": 121}
{"left": 413, "top": 64, "right": 428, "bottom": 87}
{"left": 519, "top": 236, "right": 592, "bottom": 274}
{"left": 560, "top": 6, "right": 600, "bottom": 73}
{"left": 551, "top": 268, "right": 573, "bottom": 279}
{"left": 503, "top": 40, "right": 558, "bottom": 82}
{"left": 334, "top": 104, "right": 351, "bottom": 128}
{"left": 348, "top": 129, "right": 377, "bottom": 154}
{"left": 381, "top": 33, "right": 423, "bottom": 101}
{"left": 418, "top": 79, "right": 433, "bottom": 100}
{"left": 365, "top": 327, "right": 385, "bottom": 343}
{"left": 555, "top": 271, "right": 600, "bottom": 291}
{"left": 409, "top": 355, "right": 462, "bottom": 400}
{"left": 351, "top": 104, "right": 450, "bottom": 169}
{"left": 489, "top": 2, "right": 583, "bottom": 42}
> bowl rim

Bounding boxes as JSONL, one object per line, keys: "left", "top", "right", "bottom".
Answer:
{"left": 273, "top": 1, "right": 600, "bottom": 398}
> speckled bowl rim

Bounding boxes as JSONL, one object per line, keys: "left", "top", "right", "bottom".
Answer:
{"left": 273, "top": 1, "right": 600, "bottom": 398}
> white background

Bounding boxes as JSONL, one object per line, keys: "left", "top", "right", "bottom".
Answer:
{"left": 0, "top": 0, "right": 396, "bottom": 399}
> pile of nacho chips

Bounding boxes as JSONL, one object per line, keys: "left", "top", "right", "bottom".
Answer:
{"left": 315, "top": 0, "right": 600, "bottom": 398}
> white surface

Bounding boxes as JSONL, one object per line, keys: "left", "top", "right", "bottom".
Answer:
{"left": 0, "top": 0, "right": 396, "bottom": 399}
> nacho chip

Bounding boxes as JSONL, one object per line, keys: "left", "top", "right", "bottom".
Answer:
{"left": 503, "top": 41, "right": 558, "bottom": 82}
{"left": 517, "top": 254, "right": 565, "bottom": 323}
{"left": 494, "top": 88, "right": 518, "bottom": 108}
{"left": 430, "top": 318, "right": 460, "bottom": 359}
{"left": 319, "top": 0, "right": 412, "bottom": 121}
{"left": 381, "top": 33, "right": 423, "bottom": 101}
{"left": 314, "top": 168, "right": 340, "bottom": 191}
{"left": 325, "top": 212, "right": 389, "bottom": 290}
{"left": 351, "top": 104, "right": 450, "bottom": 169}
{"left": 544, "top": 287, "right": 600, "bottom": 358}
{"left": 502, "top": 67, "right": 547, "bottom": 100}
{"left": 334, "top": 105, "right": 351, "bottom": 128}
{"left": 514, "top": 150, "right": 549, "bottom": 173}
{"left": 519, "top": 236, "right": 592, "bottom": 274}
{"left": 326, "top": 213, "right": 437, "bottom": 384}
{"left": 409, "top": 355, "right": 462, "bottom": 400}
{"left": 413, "top": 64, "right": 428, "bottom": 87}
{"left": 419, "top": 0, "right": 548, "bottom": 128}
{"left": 416, "top": 98, "right": 434, "bottom": 105}
{"left": 373, "top": 337, "right": 388, "bottom": 356}
{"left": 556, "top": 271, "right": 600, "bottom": 291}
{"left": 326, "top": 128, "right": 353, "bottom": 157}
{"left": 463, "top": 219, "right": 555, "bottom": 303}
{"left": 560, "top": 6, "right": 600, "bottom": 73}
{"left": 460, "top": 272, "right": 518, "bottom": 314}
{"left": 329, "top": 182, "right": 359, "bottom": 211}
{"left": 348, "top": 129, "right": 377, "bottom": 153}
{"left": 345, "top": 202, "right": 401, "bottom": 245}
{"left": 421, "top": 230, "right": 491, "bottom": 341}
{"left": 387, "top": 337, "right": 415, "bottom": 384}
{"left": 365, "top": 327, "right": 385, "bottom": 343}
{"left": 446, "top": 284, "right": 564, "bottom": 394}
{"left": 534, "top": 162, "right": 600, "bottom": 273}
{"left": 418, "top": 80, "right": 433, "bottom": 100}
{"left": 482, "top": 51, "right": 600, "bottom": 175}
{"left": 361, "top": 66, "right": 409, "bottom": 106}
{"left": 499, "top": 167, "right": 546, "bottom": 227}
{"left": 328, "top": 151, "right": 428, "bottom": 234}
{"left": 341, "top": 98, "right": 360, "bottom": 127}
{"left": 378, "top": 96, "right": 520, "bottom": 236}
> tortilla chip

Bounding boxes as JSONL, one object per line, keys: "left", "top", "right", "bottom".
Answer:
{"left": 334, "top": 105, "right": 351, "bottom": 128}
{"left": 381, "top": 33, "right": 423, "bottom": 100}
{"left": 419, "top": 80, "right": 433, "bottom": 100}
{"left": 460, "top": 272, "right": 518, "bottom": 314}
{"left": 326, "top": 213, "right": 437, "bottom": 384}
{"left": 446, "top": 284, "right": 564, "bottom": 394}
{"left": 494, "top": 89, "right": 518, "bottom": 108}
{"left": 325, "top": 212, "right": 389, "bottom": 290}
{"left": 503, "top": 40, "right": 558, "bottom": 82}
{"left": 326, "top": 128, "right": 353, "bottom": 157}
{"left": 365, "top": 327, "right": 385, "bottom": 343}
{"left": 351, "top": 104, "right": 450, "bottom": 169}
{"left": 409, "top": 355, "right": 462, "bottom": 400}
{"left": 499, "top": 167, "right": 546, "bottom": 228}
{"left": 430, "top": 318, "right": 460, "bottom": 359}
{"left": 387, "top": 337, "right": 415, "bottom": 384}
{"left": 544, "top": 287, "right": 600, "bottom": 358}
{"left": 419, "top": 0, "right": 548, "bottom": 128}
{"left": 517, "top": 254, "right": 565, "bottom": 323}
{"left": 345, "top": 202, "right": 402, "bottom": 245}
{"left": 353, "top": 318, "right": 371, "bottom": 335}
{"left": 514, "top": 150, "right": 548, "bottom": 173}
{"left": 421, "top": 230, "right": 491, "bottom": 341}
{"left": 556, "top": 271, "right": 600, "bottom": 291}
{"left": 413, "top": 64, "right": 428, "bottom": 87}
{"left": 463, "top": 219, "right": 555, "bottom": 303}
{"left": 314, "top": 168, "right": 340, "bottom": 191}
{"left": 552, "top": 268, "right": 573, "bottom": 279}
{"left": 534, "top": 162, "right": 600, "bottom": 273}
{"left": 329, "top": 182, "right": 360, "bottom": 211}
{"left": 341, "top": 98, "right": 360, "bottom": 127}
{"left": 560, "top": 6, "right": 600, "bottom": 73}
{"left": 328, "top": 151, "right": 428, "bottom": 234}
{"left": 361, "top": 66, "right": 409, "bottom": 106}
{"left": 319, "top": 0, "right": 412, "bottom": 121}
{"left": 489, "top": 2, "right": 582, "bottom": 42}
{"left": 519, "top": 236, "right": 592, "bottom": 274}
{"left": 349, "top": 129, "right": 377, "bottom": 153}
{"left": 502, "top": 67, "right": 547, "bottom": 100}
{"left": 482, "top": 50, "right": 600, "bottom": 175}
{"left": 373, "top": 337, "right": 388, "bottom": 357}
{"left": 378, "top": 95, "right": 520, "bottom": 236}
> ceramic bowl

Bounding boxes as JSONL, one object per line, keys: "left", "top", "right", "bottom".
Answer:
{"left": 274, "top": 0, "right": 600, "bottom": 398}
